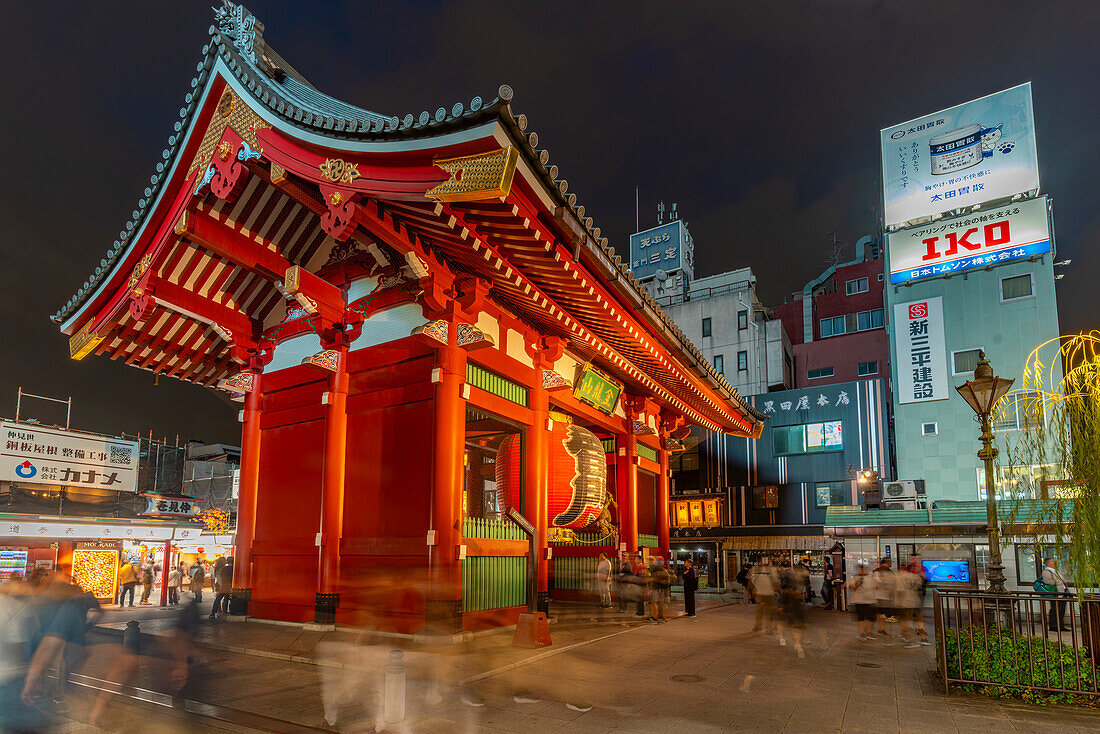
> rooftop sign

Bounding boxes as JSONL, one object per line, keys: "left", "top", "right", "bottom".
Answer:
{"left": 1, "top": 421, "right": 140, "bottom": 493}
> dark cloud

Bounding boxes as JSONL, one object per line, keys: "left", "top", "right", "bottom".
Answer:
{"left": 0, "top": 1, "right": 1095, "bottom": 440}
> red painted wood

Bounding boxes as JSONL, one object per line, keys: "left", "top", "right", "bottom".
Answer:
{"left": 233, "top": 371, "right": 262, "bottom": 590}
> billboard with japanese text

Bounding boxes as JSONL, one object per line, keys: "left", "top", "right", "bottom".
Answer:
{"left": 881, "top": 83, "right": 1038, "bottom": 227}
{"left": 886, "top": 196, "right": 1051, "bottom": 284}
{"left": 894, "top": 298, "right": 948, "bottom": 404}
{"left": 628, "top": 220, "right": 693, "bottom": 280}
{"left": 1, "top": 421, "right": 140, "bottom": 492}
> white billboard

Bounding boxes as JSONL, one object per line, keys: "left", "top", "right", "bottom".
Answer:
{"left": 881, "top": 83, "right": 1038, "bottom": 227}
{"left": 886, "top": 196, "right": 1051, "bottom": 285}
{"left": 894, "top": 297, "right": 948, "bottom": 404}
{"left": 1, "top": 422, "right": 140, "bottom": 492}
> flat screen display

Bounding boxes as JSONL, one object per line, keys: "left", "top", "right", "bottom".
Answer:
{"left": 923, "top": 559, "right": 971, "bottom": 584}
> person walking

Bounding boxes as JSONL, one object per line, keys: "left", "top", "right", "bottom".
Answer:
{"left": 189, "top": 560, "right": 206, "bottom": 603}
{"left": 1041, "top": 557, "right": 1071, "bottom": 632}
{"left": 820, "top": 558, "right": 835, "bottom": 609}
{"left": 595, "top": 552, "right": 612, "bottom": 609}
{"left": 682, "top": 559, "right": 698, "bottom": 617}
{"left": 780, "top": 561, "right": 808, "bottom": 658}
{"left": 649, "top": 559, "right": 671, "bottom": 622}
{"left": 616, "top": 555, "right": 633, "bottom": 612}
{"left": 750, "top": 558, "right": 777, "bottom": 632}
{"left": 736, "top": 563, "right": 753, "bottom": 605}
{"left": 139, "top": 563, "right": 154, "bottom": 605}
{"left": 211, "top": 557, "right": 234, "bottom": 618}
{"left": 907, "top": 556, "right": 931, "bottom": 645}
{"left": 848, "top": 563, "right": 878, "bottom": 641}
{"left": 117, "top": 560, "right": 139, "bottom": 607}
{"left": 167, "top": 563, "right": 183, "bottom": 605}
{"left": 895, "top": 563, "right": 922, "bottom": 648}
{"left": 872, "top": 558, "right": 897, "bottom": 642}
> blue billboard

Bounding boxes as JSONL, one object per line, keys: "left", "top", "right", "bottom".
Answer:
{"left": 628, "top": 221, "right": 685, "bottom": 280}
{"left": 880, "top": 83, "right": 1038, "bottom": 227}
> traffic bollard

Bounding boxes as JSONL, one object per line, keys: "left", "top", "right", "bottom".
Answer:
{"left": 384, "top": 649, "right": 406, "bottom": 724}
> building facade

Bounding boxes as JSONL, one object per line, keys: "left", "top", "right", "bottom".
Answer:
{"left": 772, "top": 236, "right": 890, "bottom": 389}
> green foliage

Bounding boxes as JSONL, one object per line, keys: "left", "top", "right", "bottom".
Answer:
{"left": 939, "top": 624, "right": 1097, "bottom": 706}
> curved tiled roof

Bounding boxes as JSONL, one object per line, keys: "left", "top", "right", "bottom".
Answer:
{"left": 52, "top": 1, "right": 762, "bottom": 426}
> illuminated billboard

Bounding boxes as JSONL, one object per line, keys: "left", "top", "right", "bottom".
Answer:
{"left": 628, "top": 220, "right": 693, "bottom": 280}
{"left": 886, "top": 196, "right": 1051, "bottom": 284}
{"left": 881, "top": 83, "right": 1038, "bottom": 227}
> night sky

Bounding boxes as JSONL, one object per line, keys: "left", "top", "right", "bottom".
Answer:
{"left": 2, "top": 1, "right": 1097, "bottom": 445}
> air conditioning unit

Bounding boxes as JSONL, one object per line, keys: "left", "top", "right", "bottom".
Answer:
{"left": 882, "top": 481, "right": 919, "bottom": 502}
{"left": 882, "top": 499, "right": 918, "bottom": 510}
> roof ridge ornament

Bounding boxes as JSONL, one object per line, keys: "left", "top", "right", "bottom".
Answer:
{"left": 213, "top": 1, "right": 262, "bottom": 64}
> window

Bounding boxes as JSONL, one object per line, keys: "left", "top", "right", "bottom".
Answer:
{"left": 1001, "top": 273, "right": 1033, "bottom": 301}
{"left": 737, "top": 351, "right": 748, "bottom": 371}
{"left": 877, "top": 273, "right": 884, "bottom": 282}
{"left": 701, "top": 318, "right": 712, "bottom": 338}
{"left": 807, "top": 367, "right": 834, "bottom": 379}
{"left": 846, "top": 277, "right": 869, "bottom": 295}
{"left": 922, "top": 422, "right": 938, "bottom": 436}
{"left": 738, "top": 310, "right": 748, "bottom": 330}
{"left": 820, "top": 309, "right": 882, "bottom": 338}
{"left": 993, "top": 390, "right": 1042, "bottom": 432}
{"left": 815, "top": 484, "right": 847, "bottom": 507}
{"left": 952, "top": 348, "right": 983, "bottom": 376}
{"left": 713, "top": 354, "right": 724, "bottom": 375}
{"left": 772, "top": 421, "right": 843, "bottom": 456}
{"left": 857, "top": 360, "right": 878, "bottom": 376}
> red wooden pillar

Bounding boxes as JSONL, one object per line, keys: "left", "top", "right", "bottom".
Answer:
{"left": 231, "top": 369, "right": 262, "bottom": 614}
{"left": 525, "top": 381, "right": 550, "bottom": 613}
{"left": 657, "top": 448, "right": 671, "bottom": 560}
{"left": 314, "top": 345, "right": 349, "bottom": 626}
{"left": 617, "top": 433, "right": 639, "bottom": 553}
{"left": 427, "top": 342, "right": 466, "bottom": 633}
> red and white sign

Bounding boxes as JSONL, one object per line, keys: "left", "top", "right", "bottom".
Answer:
{"left": 894, "top": 297, "right": 948, "bottom": 404}
{"left": 2, "top": 422, "right": 140, "bottom": 493}
{"left": 887, "top": 196, "right": 1051, "bottom": 285}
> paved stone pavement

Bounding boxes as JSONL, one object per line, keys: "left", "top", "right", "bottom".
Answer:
{"left": 56, "top": 599, "right": 1100, "bottom": 732}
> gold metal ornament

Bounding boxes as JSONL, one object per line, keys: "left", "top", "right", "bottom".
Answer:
{"left": 319, "top": 158, "right": 362, "bottom": 184}
{"left": 427, "top": 146, "right": 519, "bottom": 202}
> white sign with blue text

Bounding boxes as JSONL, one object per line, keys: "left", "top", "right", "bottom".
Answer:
{"left": 881, "top": 83, "right": 1038, "bottom": 227}
{"left": 628, "top": 221, "right": 691, "bottom": 280}
{"left": 894, "top": 297, "right": 948, "bottom": 404}
{"left": 887, "top": 196, "right": 1051, "bottom": 285}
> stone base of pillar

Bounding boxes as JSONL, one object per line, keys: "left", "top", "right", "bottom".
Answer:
{"left": 536, "top": 591, "right": 550, "bottom": 616}
{"left": 424, "top": 598, "right": 462, "bottom": 635}
{"left": 229, "top": 587, "right": 251, "bottom": 616}
{"left": 312, "top": 592, "right": 340, "bottom": 626}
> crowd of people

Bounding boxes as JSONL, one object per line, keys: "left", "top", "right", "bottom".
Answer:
{"left": 115, "top": 556, "right": 235, "bottom": 618}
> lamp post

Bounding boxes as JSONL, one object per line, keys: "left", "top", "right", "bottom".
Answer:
{"left": 955, "top": 350, "right": 1014, "bottom": 594}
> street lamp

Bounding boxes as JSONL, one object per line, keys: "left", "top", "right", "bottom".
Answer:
{"left": 955, "top": 350, "right": 1014, "bottom": 594}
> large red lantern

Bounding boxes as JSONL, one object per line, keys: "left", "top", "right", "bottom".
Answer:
{"left": 495, "top": 422, "right": 607, "bottom": 529}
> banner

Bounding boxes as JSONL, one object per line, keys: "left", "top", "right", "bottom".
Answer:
{"left": 1, "top": 422, "right": 140, "bottom": 492}
{"left": 887, "top": 196, "right": 1051, "bottom": 284}
{"left": 894, "top": 297, "right": 948, "bottom": 404}
{"left": 881, "top": 83, "right": 1038, "bottom": 227}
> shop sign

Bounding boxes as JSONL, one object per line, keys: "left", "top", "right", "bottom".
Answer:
{"left": 0, "top": 521, "right": 177, "bottom": 541}
{"left": 76, "top": 540, "right": 121, "bottom": 550}
{"left": 140, "top": 494, "right": 203, "bottom": 518}
{"left": 689, "top": 501, "right": 704, "bottom": 524}
{"left": 628, "top": 220, "right": 694, "bottom": 280}
{"left": 703, "top": 500, "right": 719, "bottom": 526}
{"left": 573, "top": 363, "right": 623, "bottom": 415}
{"left": 893, "top": 297, "right": 948, "bottom": 404}
{"left": 1, "top": 421, "right": 140, "bottom": 492}
{"left": 674, "top": 502, "right": 690, "bottom": 526}
{"left": 886, "top": 196, "right": 1051, "bottom": 284}
{"left": 758, "top": 388, "right": 849, "bottom": 415}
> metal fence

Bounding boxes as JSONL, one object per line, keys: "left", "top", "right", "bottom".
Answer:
{"left": 933, "top": 589, "right": 1100, "bottom": 702}
{"left": 462, "top": 517, "right": 525, "bottom": 540}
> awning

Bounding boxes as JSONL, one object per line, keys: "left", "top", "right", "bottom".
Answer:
{"left": 726, "top": 535, "right": 830, "bottom": 551}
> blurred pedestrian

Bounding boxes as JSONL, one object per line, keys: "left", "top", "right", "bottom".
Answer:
{"left": 596, "top": 553, "right": 612, "bottom": 609}
{"left": 682, "top": 559, "right": 698, "bottom": 617}
{"left": 779, "top": 561, "right": 808, "bottom": 658}
{"left": 118, "top": 559, "right": 139, "bottom": 607}
{"left": 750, "top": 558, "right": 777, "bottom": 632}
{"left": 649, "top": 559, "right": 671, "bottom": 622}
{"left": 633, "top": 557, "right": 647, "bottom": 617}
{"left": 820, "top": 557, "right": 835, "bottom": 609}
{"left": 211, "top": 557, "right": 234, "bottom": 618}
{"left": 167, "top": 563, "right": 183, "bottom": 605}
{"left": 1042, "top": 557, "right": 1070, "bottom": 632}
{"left": 848, "top": 563, "right": 877, "bottom": 640}
{"left": 873, "top": 558, "right": 897, "bottom": 642}
{"left": 616, "top": 554, "right": 633, "bottom": 612}
{"left": 907, "top": 556, "right": 931, "bottom": 645}
{"left": 140, "top": 563, "right": 154, "bottom": 605}
{"left": 189, "top": 560, "right": 205, "bottom": 603}
{"left": 1, "top": 583, "right": 45, "bottom": 732}
{"left": 737, "top": 563, "right": 753, "bottom": 605}
{"left": 895, "top": 563, "right": 922, "bottom": 648}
